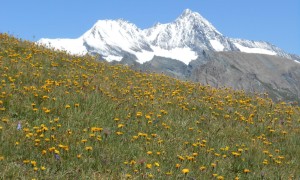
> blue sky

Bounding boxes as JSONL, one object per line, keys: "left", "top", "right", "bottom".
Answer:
{"left": 1, "top": 0, "right": 299, "bottom": 55}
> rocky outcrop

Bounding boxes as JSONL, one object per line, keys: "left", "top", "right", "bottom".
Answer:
{"left": 129, "top": 51, "right": 300, "bottom": 103}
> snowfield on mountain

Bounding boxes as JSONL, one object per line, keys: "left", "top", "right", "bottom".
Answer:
{"left": 38, "top": 9, "right": 298, "bottom": 64}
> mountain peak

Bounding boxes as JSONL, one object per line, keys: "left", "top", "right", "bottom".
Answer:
{"left": 181, "top": 9, "right": 194, "bottom": 16}
{"left": 176, "top": 9, "right": 222, "bottom": 35}
{"left": 92, "top": 19, "right": 138, "bottom": 30}
{"left": 179, "top": 9, "right": 206, "bottom": 19}
{"left": 179, "top": 9, "right": 202, "bottom": 20}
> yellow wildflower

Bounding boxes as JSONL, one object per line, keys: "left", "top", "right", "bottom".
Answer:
{"left": 65, "top": 104, "right": 71, "bottom": 109}
{"left": 42, "top": 150, "right": 47, "bottom": 155}
{"left": 243, "top": 169, "right": 251, "bottom": 173}
{"left": 211, "top": 163, "right": 217, "bottom": 168}
{"left": 182, "top": 168, "right": 189, "bottom": 174}
{"left": 85, "top": 146, "right": 93, "bottom": 151}
{"left": 217, "top": 176, "right": 224, "bottom": 180}
{"left": 199, "top": 166, "right": 206, "bottom": 171}
{"left": 31, "top": 161, "right": 37, "bottom": 167}
{"left": 165, "top": 172, "right": 172, "bottom": 176}
{"left": 146, "top": 164, "right": 152, "bottom": 169}
{"left": 116, "top": 131, "right": 123, "bottom": 135}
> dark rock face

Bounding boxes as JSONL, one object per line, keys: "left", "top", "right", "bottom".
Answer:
{"left": 139, "top": 56, "right": 188, "bottom": 79}
{"left": 193, "top": 52, "right": 300, "bottom": 102}
{"left": 120, "top": 51, "right": 300, "bottom": 103}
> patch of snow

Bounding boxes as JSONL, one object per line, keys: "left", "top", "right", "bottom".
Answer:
{"left": 294, "top": 60, "right": 300, "bottom": 64}
{"left": 105, "top": 55, "right": 123, "bottom": 62}
{"left": 38, "top": 38, "right": 87, "bottom": 55}
{"left": 151, "top": 46, "right": 198, "bottom": 65}
{"left": 121, "top": 46, "right": 199, "bottom": 65}
{"left": 233, "top": 43, "right": 277, "bottom": 56}
{"left": 135, "top": 51, "right": 155, "bottom": 64}
{"left": 129, "top": 46, "right": 198, "bottom": 65}
{"left": 209, "top": 40, "right": 224, "bottom": 51}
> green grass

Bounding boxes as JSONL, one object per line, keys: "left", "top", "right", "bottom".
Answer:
{"left": 0, "top": 33, "right": 299, "bottom": 179}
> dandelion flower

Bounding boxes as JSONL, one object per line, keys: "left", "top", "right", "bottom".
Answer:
{"left": 199, "top": 166, "right": 206, "bottom": 171}
{"left": 182, "top": 168, "right": 189, "bottom": 174}
{"left": 243, "top": 169, "right": 251, "bottom": 173}
{"left": 41, "top": 150, "right": 47, "bottom": 155}
{"left": 116, "top": 131, "right": 123, "bottom": 135}
{"left": 165, "top": 172, "right": 172, "bottom": 176}
{"left": 146, "top": 164, "right": 152, "bottom": 169}
{"left": 118, "top": 124, "right": 125, "bottom": 128}
{"left": 33, "top": 167, "right": 38, "bottom": 171}
{"left": 217, "top": 176, "right": 224, "bottom": 180}
{"left": 30, "top": 161, "right": 37, "bottom": 167}
{"left": 81, "top": 139, "right": 88, "bottom": 143}
{"left": 85, "top": 146, "right": 93, "bottom": 151}
{"left": 211, "top": 163, "right": 217, "bottom": 168}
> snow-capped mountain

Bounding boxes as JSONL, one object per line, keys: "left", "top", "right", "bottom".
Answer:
{"left": 38, "top": 19, "right": 153, "bottom": 63}
{"left": 143, "top": 9, "right": 231, "bottom": 52}
{"left": 38, "top": 9, "right": 297, "bottom": 65}
{"left": 82, "top": 19, "right": 155, "bottom": 63}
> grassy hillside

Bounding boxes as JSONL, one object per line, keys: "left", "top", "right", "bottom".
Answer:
{"left": 0, "top": 33, "right": 299, "bottom": 179}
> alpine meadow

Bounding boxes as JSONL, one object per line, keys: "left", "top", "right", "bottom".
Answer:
{"left": 0, "top": 33, "right": 299, "bottom": 179}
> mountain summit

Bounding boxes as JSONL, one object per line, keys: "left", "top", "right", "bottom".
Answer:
{"left": 38, "top": 9, "right": 297, "bottom": 64}
{"left": 144, "top": 9, "right": 231, "bottom": 53}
